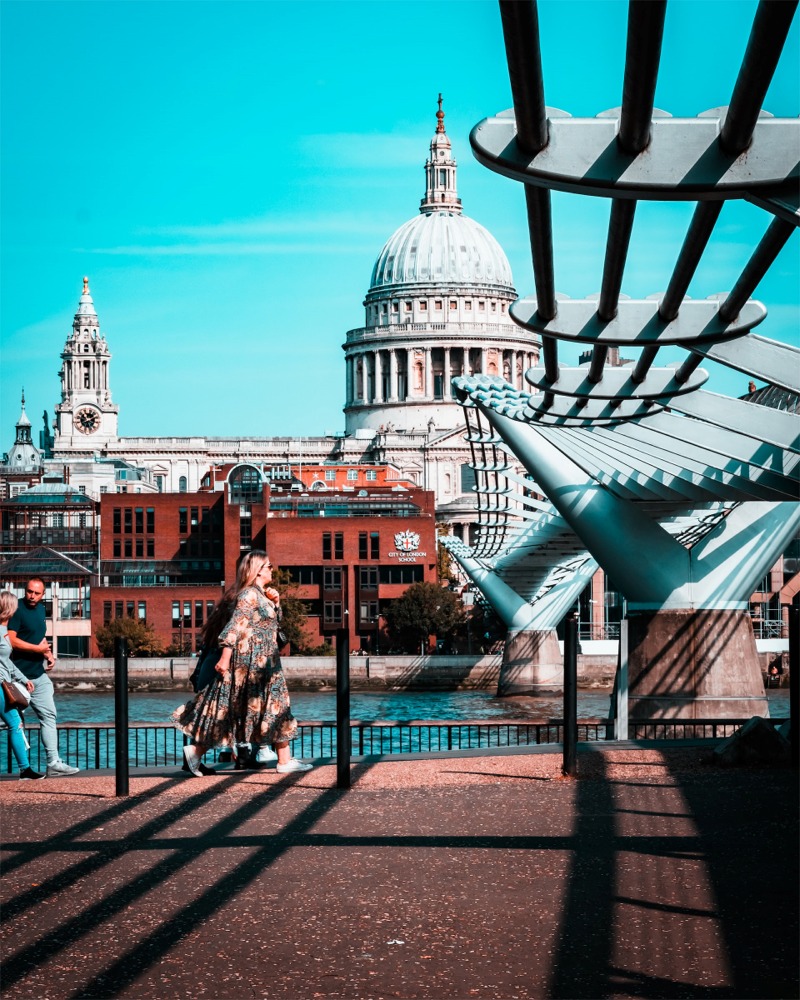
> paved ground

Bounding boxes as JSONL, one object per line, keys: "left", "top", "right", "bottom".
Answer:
{"left": 0, "top": 746, "right": 797, "bottom": 1000}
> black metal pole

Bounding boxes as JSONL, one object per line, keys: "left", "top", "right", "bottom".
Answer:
{"left": 789, "top": 603, "right": 799, "bottom": 770}
{"left": 114, "top": 636, "right": 129, "bottom": 796}
{"left": 563, "top": 613, "right": 578, "bottom": 777}
{"left": 336, "top": 627, "right": 350, "bottom": 789}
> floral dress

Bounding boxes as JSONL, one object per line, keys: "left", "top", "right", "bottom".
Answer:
{"left": 172, "top": 586, "right": 298, "bottom": 749}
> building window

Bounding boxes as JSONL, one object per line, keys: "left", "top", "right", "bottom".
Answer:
{"left": 172, "top": 602, "right": 181, "bottom": 627}
{"left": 195, "top": 600, "right": 204, "bottom": 627}
{"left": 323, "top": 533, "right": 332, "bottom": 559}
{"left": 479, "top": 301, "right": 485, "bottom": 311}
{"left": 324, "top": 602, "right": 342, "bottom": 624}
{"left": 124, "top": 508, "right": 132, "bottom": 533}
{"left": 179, "top": 476, "right": 188, "bottom": 492}
{"left": 155, "top": 476, "right": 164, "bottom": 492}
{"left": 419, "top": 301, "right": 427, "bottom": 311}
{"left": 347, "top": 469, "right": 358, "bottom": 481}
{"left": 138, "top": 602, "right": 146, "bottom": 620}
{"left": 179, "top": 508, "right": 188, "bottom": 532}
{"left": 146, "top": 539, "right": 155, "bottom": 557}
{"left": 434, "top": 374, "right": 444, "bottom": 399}
{"left": 404, "top": 301, "right": 412, "bottom": 312}
{"left": 370, "top": 532, "right": 379, "bottom": 559}
{"left": 449, "top": 300, "right": 457, "bottom": 310}
{"left": 146, "top": 508, "right": 155, "bottom": 532}
{"left": 434, "top": 300, "right": 442, "bottom": 310}
{"left": 335, "top": 533, "right": 344, "bottom": 560}
{"left": 103, "top": 601, "right": 112, "bottom": 624}
{"left": 391, "top": 301, "right": 399, "bottom": 313}
{"left": 325, "top": 469, "right": 336, "bottom": 481}
{"left": 135, "top": 508, "right": 143, "bottom": 533}
{"left": 113, "top": 539, "right": 121, "bottom": 558}
{"left": 359, "top": 566, "right": 378, "bottom": 590}
{"left": 359, "top": 600, "right": 379, "bottom": 623}
{"left": 359, "top": 532, "right": 368, "bottom": 559}
{"left": 323, "top": 567, "right": 342, "bottom": 590}
{"left": 465, "top": 300, "right": 472, "bottom": 310}
{"left": 113, "top": 508, "right": 121, "bottom": 533}
{"left": 126, "top": 601, "right": 135, "bottom": 619}
{"left": 124, "top": 539, "right": 132, "bottom": 557}
{"left": 229, "top": 464, "right": 262, "bottom": 504}
{"left": 115, "top": 601, "right": 124, "bottom": 619}
{"left": 135, "top": 538, "right": 143, "bottom": 557}
{"left": 366, "top": 470, "right": 377, "bottom": 482}
{"left": 183, "top": 602, "right": 192, "bottom": 627}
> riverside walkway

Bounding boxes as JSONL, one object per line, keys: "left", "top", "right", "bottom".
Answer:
{"left": 1, "top": 744, "right": 797, "bottom": 1000}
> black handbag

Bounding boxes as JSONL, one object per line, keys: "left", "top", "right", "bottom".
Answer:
{"left": 277, "top": 629, "right": 288, "bottom": 646}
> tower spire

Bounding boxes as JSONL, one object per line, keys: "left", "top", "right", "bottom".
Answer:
{"left": 420, "top": 94, "right": 462, "bottom": 214}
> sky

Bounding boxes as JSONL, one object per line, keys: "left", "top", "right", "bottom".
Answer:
{"left": 1, "top": 0, "right": 798, "bottom": 443}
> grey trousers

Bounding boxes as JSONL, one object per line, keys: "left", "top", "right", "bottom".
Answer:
{"left": 28, "top": 671, "right": 60, "bottom": 765}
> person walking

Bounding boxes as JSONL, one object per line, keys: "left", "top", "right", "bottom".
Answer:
{"left": 7, "top": 578, "right": 79, "bottom": 777}
{"left": 173, "top": 550, "right": 311, "bottom": 776}
{"left": 0, "top": 591, "right": 46, "bottom": 780}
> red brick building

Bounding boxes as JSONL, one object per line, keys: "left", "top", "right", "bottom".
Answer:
{"left": 92, "top": 466, "right": 437, "bottom": 655}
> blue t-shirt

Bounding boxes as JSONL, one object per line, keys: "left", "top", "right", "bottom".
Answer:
{"left": 8, "top": 599, "right": 48, "bottom": 680}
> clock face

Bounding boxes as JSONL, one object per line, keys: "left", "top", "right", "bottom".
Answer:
{"left": 75, "top": 406, "right": 101, "bottom": 434}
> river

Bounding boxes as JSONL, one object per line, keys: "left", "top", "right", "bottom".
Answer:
{"left": 50, "top": 687, "right": 791, "bottom": 725}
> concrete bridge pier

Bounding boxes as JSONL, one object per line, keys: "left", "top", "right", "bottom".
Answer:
{"left": 626, "top": 608, "right": 769, "bottom": 719}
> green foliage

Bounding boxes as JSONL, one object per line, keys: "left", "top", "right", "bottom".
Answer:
{"left": 384, "top": 581, "right": 466, "bottom": 653}
{"left": 303, "top": 641, "right": 335, "bottom": 657}
{"left": 95, "top": 617, "right": 166, "bottom": 657}
{"left": 271, "top": 567, "right": 313, "bottom": 653}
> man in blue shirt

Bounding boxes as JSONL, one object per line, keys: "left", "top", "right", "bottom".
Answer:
{"left": 8, "top": 578, "right": 79, "bottom": 777}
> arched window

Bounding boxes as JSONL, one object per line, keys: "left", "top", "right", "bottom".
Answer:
{"left": 178, "top": 476, "right": 188, "bottom": 493}
{"left": 228, "top": 464, "right": 263, "bottom": 505}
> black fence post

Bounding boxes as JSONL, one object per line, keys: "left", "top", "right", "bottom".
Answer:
{"left": 563, "top": 613, "right": 578, "bottom": 777}
{"left": 790, "top": 602, "right": 799, "bottom": 770}
{"left": 336, "top": 628, "right": 351, "bottom": 789}
{"left": 114, "top": 636, "right": 129, "bottom": 796}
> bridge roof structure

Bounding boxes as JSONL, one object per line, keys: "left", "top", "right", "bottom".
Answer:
{"left": 450, "top": 0, "right": 798, "bottom": 620}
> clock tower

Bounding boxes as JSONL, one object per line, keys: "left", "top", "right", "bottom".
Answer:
{"left": 54, "top": 277, "right": 119, "bottom": 449}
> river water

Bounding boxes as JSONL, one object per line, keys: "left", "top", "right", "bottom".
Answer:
{"left": 52, "top": 687, "right": 790, "bottom": 725}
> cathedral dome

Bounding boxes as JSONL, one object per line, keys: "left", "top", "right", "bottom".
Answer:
{"left": 368, "top": 211, "right": 514, "bottom": 293}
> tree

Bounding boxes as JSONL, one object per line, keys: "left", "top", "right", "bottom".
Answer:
{"left": 384, "top": 581, "right": 466, "bottom": 653}
{"left": 95, "top": 617, "right": 166, "bottom": 657}
{"left": 271, "top": 567, "right": 312, "bottom": 653}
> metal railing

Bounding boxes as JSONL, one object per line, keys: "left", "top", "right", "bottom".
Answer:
{"left": 1, "top": 716, "right": 781, "bottom": 773}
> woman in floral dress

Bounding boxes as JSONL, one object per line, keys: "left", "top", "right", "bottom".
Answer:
{"left": 173, "top": 550, "right": 312, "bottom": 776}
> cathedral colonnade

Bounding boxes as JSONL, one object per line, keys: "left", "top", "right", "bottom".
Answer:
{"left": 345, "top": 340, "right": 539, "bottom": 406}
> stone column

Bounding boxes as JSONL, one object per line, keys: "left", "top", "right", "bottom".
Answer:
{"left": 389, "top": 350, "right": 398, "bottom": 402}
{"left": 360, "top": 353, "right": 369, "bottom": 402}
{"left": 444, "top": 346, "right": 452, "bottom": 398}
{"left": 425, "top": 347, "right": 434, "bottom": 398}
{"left": 374, "top": 351, "right": 383, "bottom": 403}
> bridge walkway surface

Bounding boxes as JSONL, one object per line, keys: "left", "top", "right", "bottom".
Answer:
{"left": 0, "top": 745, "right": 797, "bottom": 1000}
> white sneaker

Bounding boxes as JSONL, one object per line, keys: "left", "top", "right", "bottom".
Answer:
{"left": 276, "top": 758, "right": 312, "bottom": 774}
{"left": 182, "top": 745, "right": 202, "bottom": 777}
{"left": 46, "top": 760, "right": 79, "bottom": 777}
{"left": 255, "top": 745, "right": 278, "bottom": 764}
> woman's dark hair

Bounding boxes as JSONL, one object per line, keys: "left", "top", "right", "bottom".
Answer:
{"left": 200, "top": 588, "right": 237, "bottom": 648}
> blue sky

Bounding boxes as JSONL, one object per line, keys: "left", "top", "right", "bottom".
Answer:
{"left": 1, "top": 0, "right": 798, "bottom": 442}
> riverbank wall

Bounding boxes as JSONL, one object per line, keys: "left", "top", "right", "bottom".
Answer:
{"left": 47, "top": 641, "right": 789, "bottom": 692}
